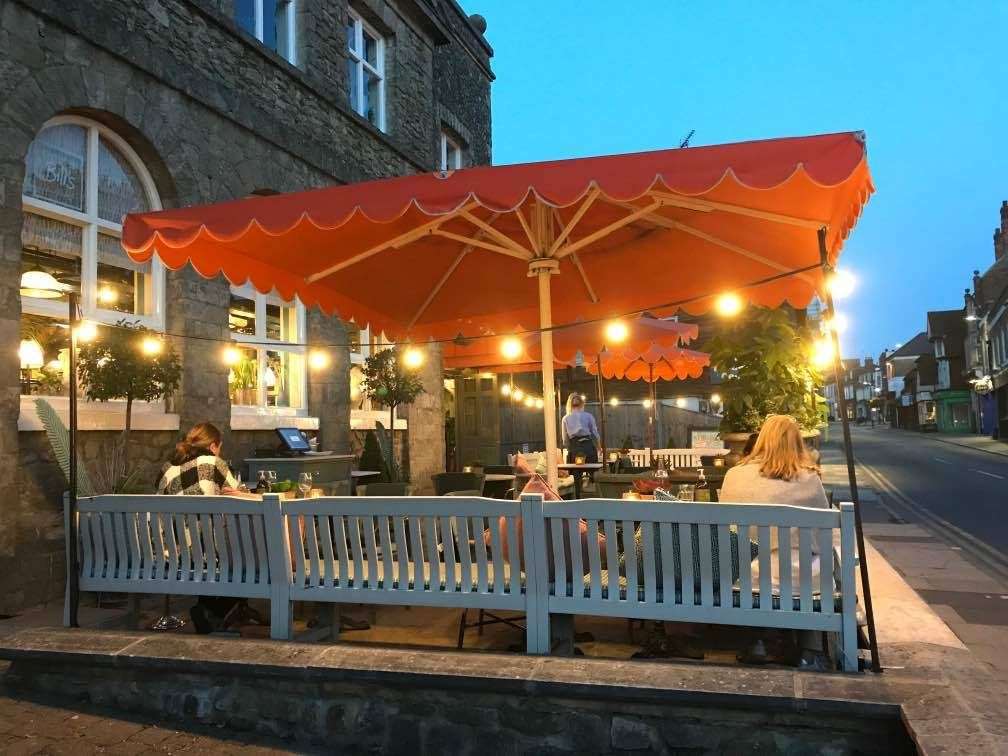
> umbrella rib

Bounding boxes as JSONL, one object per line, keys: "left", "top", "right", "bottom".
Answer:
{"left": 570, "top": 252, "right": 599, "bottom": 304}
{"left": 513, "top": 206, "right": 536, "bottom": 249}
{"left": 458, "top": 211, "right": 532, "bottom": 257}
{"left": 647, "top": 190, "right": 827, "bottom": 229}
{"left": 548, "top": 187, "right": 601, "bottom": 255}
{"left": 408, "top": 212, "right": 502, "bottom": 329}
{"left": 616, "top": 204, "right": 817, "bottom": 285}
{"left": 305, "top": 200, "right": 479, "bottom": 283}
{"left": 431, "top": 229, "right": 532, "bottom": 260}
{"left": 553, "top": 200, "right": 664, "bottom": 260}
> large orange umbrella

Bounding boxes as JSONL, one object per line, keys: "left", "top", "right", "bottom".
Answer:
{"left": 123, "top": 131, "right": 873, "bottom": 486}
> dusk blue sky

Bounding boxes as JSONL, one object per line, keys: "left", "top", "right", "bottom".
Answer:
{"left": 476, "top": 1, "right": 1008, "bottom": 358}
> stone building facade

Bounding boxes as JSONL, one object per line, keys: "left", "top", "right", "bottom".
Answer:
{"left": 0, "top": 0, "right": 492, "bottom": 614}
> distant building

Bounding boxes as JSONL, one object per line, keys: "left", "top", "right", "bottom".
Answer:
{"left": 880, "top": 333, "right": 930, "bottom": 428}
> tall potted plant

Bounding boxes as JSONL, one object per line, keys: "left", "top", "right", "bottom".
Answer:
{"left": 705, "top": 308, "right": 823, "bottom": 456}
{"left": 360, "top": 347, "right": 424, "bottom": 481}
{"left": 77, "top": 320, "right": 182, "bottom": 479}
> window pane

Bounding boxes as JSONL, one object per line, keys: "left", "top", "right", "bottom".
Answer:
{"left": 362, "top": 30, "right": 378, "bottom": 67}
{"left": 228, "top": 346, "right": 259, "bottom": 406}
{"left": 346, "top": 17, "right": 357, "bottom": 51}
{"left": 235, "top": 0, "right": 256, "bottom": 35}
{"left": 347, "top": 58, "right": 360, "bottom": 113}
{"left": 262, "top": 0, "right": 278, "bottom": 50}
{"left": 266, "top": 301, "right": 297, "bottom": 342}
{"left": 21, "top": 213, "right": 83, "bottom": 294}
{"left": 266, "top": 350, "right": 303, "bottom": 408}
{"left": 23, "top": 124, "right": 87, "bottom": 212}
{"left": 97, "top": 136, "right": 149, "bottom": 223}
{"left": 364, "top": 69, "right": 381, "bottom": 127}
{"left": 20, "top": 313, "right": 71, "bottom": 396}
{"left": 275, "top": 0, "right": 292, "bottom": 60}
{"left": 97, "top": 233, "right": 152, "bottom": 316}
{"left": 229, "top": 293, "right": 257, "bottom": 337}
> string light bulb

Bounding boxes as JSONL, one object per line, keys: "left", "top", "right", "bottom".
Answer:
{"left": 402, "top": 347, "right": 424, "bottom": 369}
{"left": 714, "top": 293, "right": 743, "bottom": 317}
{"left": 75, "top": 321, "right": 97, "bottom": 343}
{"left": 604, "top": 320, "right": 629, "bottom": 343}
{"left": 825, "top": 313, "right": 848, "bottom": 334}
{"left": 512, "top": 388, "right": 524, "bottom": 401}
{"left": 811, "top": 338, "right": 835, "bottom": 368}
{"left": 535, "top": 398, "right": 544, "bottom": 409}
{"left": 141, "top": 336, "right": 163, "bottom": 356}
{"left": 97, "top": 286, "right": 118, "bottom": 305}
{"left": 642, "top": 398, "right": 653, "bottom": 409}
{"left": 500, "top": 337, "right": 522, "bottom": 360}
{"left": 500, "top": 384, "right": 512, "bottom": 397}
{"left": 308, "top": 350, "right": 330, "bottom": 369}
{"left": 223, "top": 346, "right": 242, "bottom": 366}
{"left": 609, "top": 397, "right": 619, "bottom": 407}
{"left": 19, "top": 340, "right": 44, "bottom": 369}
{"left": 710, "top": 393, "right": 721, "bottom": 405}
{"left": 524, "top": 396, "right": 535, "bottom": 408}
{"left": 827, "top": 269, "right": 856, "bottom": 299}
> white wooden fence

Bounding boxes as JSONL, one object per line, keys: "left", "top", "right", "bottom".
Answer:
{"left": 65, "top": 492, "right": 859, "bottom": 670}
{"left": 625, "top": 447, "right": 729, "bottom": 469}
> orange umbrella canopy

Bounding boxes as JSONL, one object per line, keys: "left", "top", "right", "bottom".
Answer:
{"left": 123, "top": 131, "right": 872, "bottom": 341}
{"left": 588, "top": 345, "right": 710, "bottom": 382}
{"left": 441, "top": 314, "right": 698, "bottom": 371}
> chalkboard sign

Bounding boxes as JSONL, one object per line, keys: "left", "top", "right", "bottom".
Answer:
{"left": 689, "top": 429, "right": 724, "bottom": 449}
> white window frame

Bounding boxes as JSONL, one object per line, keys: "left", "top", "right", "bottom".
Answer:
{"left": 21, "top": 115, "right": 166, "bottom": 331}
{"left": 229, "top": 283, "right": 308, "bottom": 416}
{"left": 239, "top": 0, "right": 297, "bottom": 64}
{"left": 440, "top": 131, "right": 462, "bottom": 171}
{"left": 346, "top": 9, "right": 386, "bottom": 132}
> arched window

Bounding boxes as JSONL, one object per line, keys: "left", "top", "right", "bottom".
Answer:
{"left": 21, "top": 116, "right": 165, "bottom": 330}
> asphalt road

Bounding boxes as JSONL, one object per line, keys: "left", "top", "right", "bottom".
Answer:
{"left": 843, "top": 425, "right": 1008, "bottom": 558}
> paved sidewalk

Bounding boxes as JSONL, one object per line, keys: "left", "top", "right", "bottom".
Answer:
{"left": 930, "top": 431, "right": 1008, "bottom": 457}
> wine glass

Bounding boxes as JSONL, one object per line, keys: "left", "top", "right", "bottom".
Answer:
{"left": 267, "top": 470, "right": 278, "bottom": 489}
{"left": 298, "top": 472, "right": 313, "bottom": 498}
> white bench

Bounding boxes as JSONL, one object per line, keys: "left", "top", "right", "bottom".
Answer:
{"left": 275, "top": 495, "right": 541, "bottom": 652}
{"left": 525, "top": 495, "right": 860, "bottom": 671}
{"left": 65, "top": 495, "right": 275, "bottom": 632}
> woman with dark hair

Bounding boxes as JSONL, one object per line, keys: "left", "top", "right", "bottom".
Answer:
{"left": 157, "top": 422, "right": 242, "bottom": 496}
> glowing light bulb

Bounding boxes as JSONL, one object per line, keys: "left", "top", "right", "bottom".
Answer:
{"left": 609, "top": 397, "right": 619, "bottom": 407}
{"left": 97, "top": 286, "right": 117, "bottom": 305}
{"left": 75, "top": 321, "right": 97, "bottom": 343}
{"left": 605, "top": 320, "right": 629, "bottom": 343}
{"left": 825, "top": 313, "right": 848, "bottom": 334}
{"left": 512, "top": 388, "right": 524, "bottom": 401}
{"left": 827, "top": 269, "right": 855, "bottom": 299}
{"left": 811, "top": 338, "right": 835, "bottom": 368}
{"left": 500, "top": 384, "right": 512, "bottom": 397}
{"left": 18, "top": 339, "right": 43, "bottom": 369}
{"left": 675, "top": 397, "right": 687, "bottom": 408}
{"left": 535, "top": 398, "right": 544, "bottom": 409}
{"left": 500, "top": 337, "right": 522, "bottom": 360}
{"left": 140, "top": 336, "right": 163, "bottom": 356}
{"left": 223, "top": 346, "right": 242, "bottom": 366}
{"left": 309, "top": 350, "right": 330, "bottom": 369}
{"left": 715, "top": 293, "right": 743, "bottom": 317}
{"left": 524, "top": 396, "right": 535, "bottom": 408}
{"left": 402, "top": 347, "right": 424, "bottom": 369}
{"left": 710, "top": 393, "right": 721, "bottom": 404}
{"left": 642, "top": 398, "right": 653, "bottom": 409}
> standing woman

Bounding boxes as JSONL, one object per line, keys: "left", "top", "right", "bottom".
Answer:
{"left": 561, "top": 392, "right": 601, "bottom": 465}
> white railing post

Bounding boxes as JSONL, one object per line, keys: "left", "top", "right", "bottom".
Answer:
{"left": 263, "top": 494, "right": 293, "bottom": 640}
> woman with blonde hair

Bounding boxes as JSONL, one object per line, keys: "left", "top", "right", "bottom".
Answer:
{"left": 718, "top": 414, "right": 828, "bottom": 509}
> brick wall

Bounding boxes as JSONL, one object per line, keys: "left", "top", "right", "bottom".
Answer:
{"left": 0, "top": 0, "right": 492, "bottom": 614}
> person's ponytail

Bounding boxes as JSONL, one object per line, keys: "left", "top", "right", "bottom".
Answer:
{"left": 171, "top": 422, "right": 223, "bottom": 465}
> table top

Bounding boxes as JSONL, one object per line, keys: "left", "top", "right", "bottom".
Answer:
{"left": 484, "top": 473, "right": 516, "bottom": 482}
{"left": 558, "top": 463, "right": 604, "bottom": 471}
{"left": 351, "top": 470, "right": 382, "bottom": 478}
{"left": 245, "top": 452, "right": 354, "bottom": 463}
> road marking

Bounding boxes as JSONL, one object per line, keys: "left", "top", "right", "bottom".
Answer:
{"left": 856, "top": 459, "right": 1008, "bottom": 581}
{"left": 971, "top": 469, "right": 1005, "bottom": 480}
{"left": 933, "top": 457, "right": 952, "bottom": 464}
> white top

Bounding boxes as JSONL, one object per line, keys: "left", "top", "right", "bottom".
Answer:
{"left": 561, "top": 409, "right": 599, "bottom": 443}
{"left": 718, "top": 463, "right": 829, "bottom": 509}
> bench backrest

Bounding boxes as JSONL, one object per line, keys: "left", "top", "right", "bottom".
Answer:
{"left": 527, "top": 495, "right": 854, "bottom": 624}
{"left": 70, "top": 495, "right": 272, "bottom": 598}
{"left": 279, "top": 496, "right": 532, "bottom": 604}
{"left": 652, "top": 447, "right": 729, "bottom": 469}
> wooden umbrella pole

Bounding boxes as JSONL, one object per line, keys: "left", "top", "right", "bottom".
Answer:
{"left": 533, "top": 259, "right": 560, "bottom": 488}
{"left": 648, "top": 363, "right": 655, "bottom": 466}
{"left": 596, "top": 355, "right": 608, "bottom": 460}
{"left": 819, "top": 227, "right": 881, "bottom": 673}
{"left": 67, "top": 291, "right": 80, "bottom": 628}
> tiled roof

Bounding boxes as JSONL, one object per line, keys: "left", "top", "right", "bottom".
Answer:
{"left": 888, "top": 332, "right": 930, "bottom": 359}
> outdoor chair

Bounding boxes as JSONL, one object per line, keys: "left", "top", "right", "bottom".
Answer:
{"left": 357, "top": 482, "right": 411, "bottom": 496}
{"left": 433, "top": 471, "right": 485, "bottom": 497}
